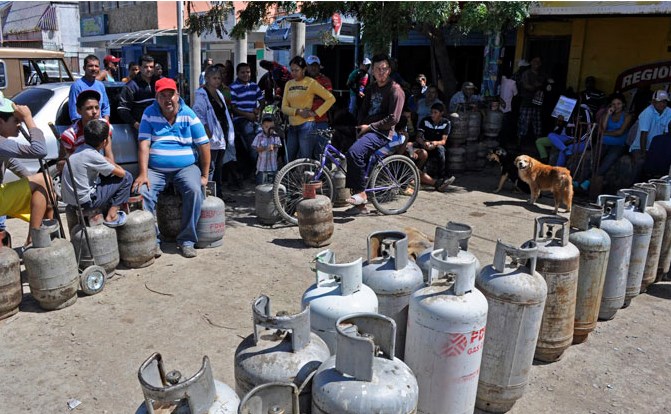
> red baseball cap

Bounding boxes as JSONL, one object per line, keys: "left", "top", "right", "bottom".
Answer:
{"left": 155, "top": 77, "right": 178, "bottom": 94}
{"left": 104, "top": 55, "right": 121, "bottom": 64}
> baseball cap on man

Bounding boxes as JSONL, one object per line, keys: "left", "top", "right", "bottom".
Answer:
{"left": 155, "top": 77, "right": 178, "bottom": 94}
{"left": 0, "top": 91, "right": 14, "bottom": 113}
{"left": 362, "top": 57, "right": 371, "bottom": 66}
{"left": 652, "top": 90, "right": 669, "bottom": 102}
{"left": 104, "top": 55, "right": 121, "bottom": 64}
{"left": 306, "top": 55, "right": 321, "bottom": 66}
{"left": 463, "top": 81, "right": 476, "bottom": 89}
{"left": 76, "top": 90, "right": 102, "bottom": 109}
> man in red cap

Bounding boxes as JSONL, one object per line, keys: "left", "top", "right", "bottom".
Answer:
{"left": 97, "top": 54, "right": 121, "bottom": 82}
{"left": 132, "top": 77, "right": 210, "bottom": 259}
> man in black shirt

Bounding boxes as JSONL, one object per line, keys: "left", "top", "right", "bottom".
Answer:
{"left": 345, "top": 54, "right": 404, "bottom": 215}
{"left": 407, "top": 102, "right": 455, "bottom": 192}
{"left": 118, "top": 55, "right": 156, "bottom": 134}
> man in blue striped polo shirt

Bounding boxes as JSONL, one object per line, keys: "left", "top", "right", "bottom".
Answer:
{"left": 230, "top": 63, "right": 264, "bottom": 181}
{"left": 132, "top": 77, "right": 210, "bottom": 258}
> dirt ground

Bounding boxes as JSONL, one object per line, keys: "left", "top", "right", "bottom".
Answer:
{"left": 1, "top": 167, "right": 670, "bottom": 413}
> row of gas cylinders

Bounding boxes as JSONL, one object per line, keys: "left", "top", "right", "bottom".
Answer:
{"left": 163, "top": 174, "right": 671, "bottom": 414}
{"left": 0, "top": 186, "right": 226, "bottom": 316}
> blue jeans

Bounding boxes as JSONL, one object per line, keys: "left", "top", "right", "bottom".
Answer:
{"left": 140, "top": 164, "right": 203, "bottom": 248}
{"left": 286, "top": 121, "right": 315, "bottom": 162}
{"left": 597, "top": 145, "right": 625, "bottom": 176}
{"left": 349, "top": 94, "right": 358, "bottom": 116}
{"left": 210, "top": 149, "right": 225, "bottom": 197}
{"left": 346, "top": 132, "right": 389, "bottom": 193}
{"left": 83, "top": 171, "right": 133, "bottom": 211}
{"left": 234, "top": 118, "right": 258, "bottom": 166}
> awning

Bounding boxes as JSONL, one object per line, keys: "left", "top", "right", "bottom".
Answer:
{"left": 80, "top": 29, "right": 179, "bottom": 47}
{"left": 107, "top": 29, "right": 178, "bottom": 47}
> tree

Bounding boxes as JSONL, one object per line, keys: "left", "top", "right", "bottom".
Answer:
{"left": 232, "top": 1, "right": 534, "bottom": 98}
{"left": 186, "top": 1, "right": 234, "bottom": 38}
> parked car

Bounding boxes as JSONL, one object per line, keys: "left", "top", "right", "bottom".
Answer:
{"left": 6, "top": 82, "right": 140, "bottom": 195}
{"left": 0, "top": 48, "right": 74, "bottom": 98}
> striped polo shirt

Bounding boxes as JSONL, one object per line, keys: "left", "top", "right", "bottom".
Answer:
{"left": 230, "top": 79, "right": 262, "bottom": 121}
{"left": 138, "top": 98, "right": 209, "bottom": 172}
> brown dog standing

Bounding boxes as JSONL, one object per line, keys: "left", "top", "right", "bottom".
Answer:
{"left": 515, "top": 155, "right": 573, "bottom": 214}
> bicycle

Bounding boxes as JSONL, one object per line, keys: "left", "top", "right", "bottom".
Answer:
{"left": 272, "top": 128, "right": 421, "bottom": 225}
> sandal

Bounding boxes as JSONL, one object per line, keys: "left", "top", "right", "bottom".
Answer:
{"left": 436, "top": 176, "right": 456, "bottom": 193}
{"left": 103, "top": 211, "right": 127, "bottom": 228}
{"left": 346, "top": 193, "right": 367, "bottom": 206}
{"left": 344, "top": 205, "right": 369, "bottom": 216}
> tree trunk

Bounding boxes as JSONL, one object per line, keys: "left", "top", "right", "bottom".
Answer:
{"left": 425, "top": 25, "right": 458, "bottom": 104}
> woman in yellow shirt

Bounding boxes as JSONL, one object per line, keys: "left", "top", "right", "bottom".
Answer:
{"left": 281, "top": 56, "right": 336, "bottom": 161}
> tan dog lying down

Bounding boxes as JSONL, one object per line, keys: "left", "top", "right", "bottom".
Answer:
{"left": 514, "top": 155, "right": 573, "bottom": 214}
{"left": 404, "top": 226, "right": 433, "bottom": 261}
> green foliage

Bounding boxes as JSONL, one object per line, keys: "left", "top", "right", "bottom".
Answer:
{"left": 230, "top": 1, "right": 534, "bottom": 48}
{"left": 186, "top": 1, "right": 234, "bottom": 38}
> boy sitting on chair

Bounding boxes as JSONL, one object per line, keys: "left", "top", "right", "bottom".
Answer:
{"left": 0, "top": 91, "right": 54, "bottom": 246}
{"left": 61, "top": 119, "right": 132, "bottom": 227}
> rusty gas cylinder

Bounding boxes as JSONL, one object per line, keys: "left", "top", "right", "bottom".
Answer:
{"left": 297, "top": 182, "right": 333, "bottom": 248}
{"left": 531, "top": 216, "right": 580, "bottom": 362}
{"left": 0, "top": 247, "right": 21, "bottom": 320}
{"left": 568, "top": 204, "right": 611, "bottom": 344}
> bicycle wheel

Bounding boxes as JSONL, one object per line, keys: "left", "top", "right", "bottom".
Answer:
{"left": 273, "top": 158, "right": 334, "bottom": 225}
{"left": 368, "top": 154, "right": 420, "bottom": 215}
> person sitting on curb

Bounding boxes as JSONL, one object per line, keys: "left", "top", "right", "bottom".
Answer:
{"left": 0, "top": 91, "right": 53, "bottom": 247}
{"left": 132, "top": 78, "right": 210, "bottom": 259}
{"left": 61, "top": 120, "right": 132, "bottom": 227}
{"left": 406, "top": 102, "right": 455, "bottom": 192}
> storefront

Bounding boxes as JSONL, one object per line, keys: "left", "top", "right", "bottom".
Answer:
{"left": 516, "top": 1, "right": 671, "bottom": 99}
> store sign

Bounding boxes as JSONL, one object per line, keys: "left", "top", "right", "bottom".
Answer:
{"left": 332, "top": 13, "right": 342, "bottom": 36}
{"left": 616, "top": 61, "right": 671, "bottom": 91}
{"left": 80, "top": 15, "right": 107, "bottom": 37}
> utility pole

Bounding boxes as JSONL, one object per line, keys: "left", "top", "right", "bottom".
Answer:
{"left": 290, "top": 21, "right": 305, "bottom": 58}
{"left": 177, "top": 1, "right": 184, "bottom": 96}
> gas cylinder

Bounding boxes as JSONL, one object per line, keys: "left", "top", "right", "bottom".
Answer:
{"left": 156, "top": 187, "right": 182, "bottom": 242}
{"left": 332, "top": 168, "right": 349, "bottom": 208}
{"left": 116, "top": 194, "right": 156, "bottom": 268}
{"left": 475, "top": 240, "right": 547, "bottom": 413}
{"left": 239, "top": 382, "right": 300, "bottom": 414}
{"left": 311, "top": 313, "right": 419, "bottom": 414}
{"left": 416, "top": 221, "right": 481, "bottom": 279}
{"left": 651, "top": 177, "right": 671, "bottom": 282}
{"left": 532, "top": 216, "right": 580, "bottom": 362}
{"left": 361, "top": 230, "right": 423, "bottom": 360}
{"left": 24, "top": 223, "right": 79, "bottom": 310}
{"left": 297, "top": 192, "right": 333, "bottom": 247}
{"left": 235, "top": 295, "right": 330, "bottom": 413}
{"left": 482, "top": 103, "right": 504, "bottom": 138}
{"left": 467, "top": 110, "right": 482, "bottom": 139}
{"left": 617, "top": 189, "right": 653, "bottom": 307}
{"left": 568, "top": 204, "right": 611, "bottom": 344}
{"left": 405, "top": 248, "right": 488, "bottom": 414}
{"left": 0, "top": 247, "right": 21, "bottom": 320}
{"left": 597, "top": 196, "right": 633, "bottom": 320}
{"left": 633, "top": 183, "right": 666, "bottom": 292}
{"left": 136, "top": 352, "right": 239, "bottom": 414}
{"left": 196, "top": 183, "right": 226, "bottom": 248}
{"left": 71, "top": 222, "right": 119, "bottom": 277}
{"left": 255, "top": 184, "right": 280, "bottom": 225}
{"left": 301, "top": 249, "right": 378, "bottom": 354}
{"left": 450, "top": 113, "right": 468, "bottom": 142}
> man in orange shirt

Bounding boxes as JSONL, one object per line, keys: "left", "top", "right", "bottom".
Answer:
{"left": 306, "top": 55, "right": 333, "bottom": 158}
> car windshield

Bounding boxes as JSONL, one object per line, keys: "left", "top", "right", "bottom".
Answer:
{"left": 25, "top": 59, "right": 73, "bottom": 85}
{"left": 12, "top": 88, "right": 55, "bottom": 115}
